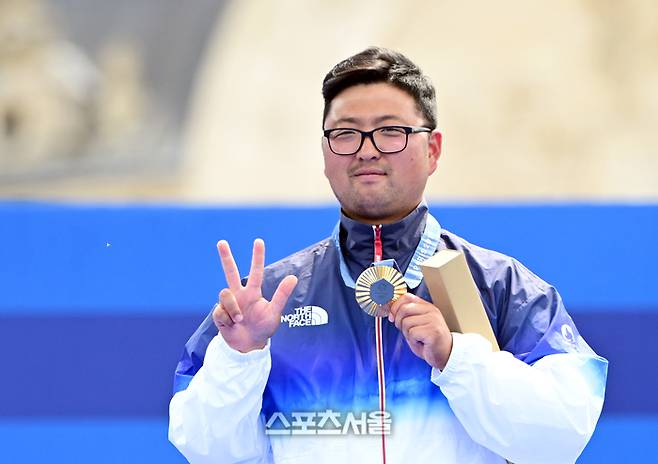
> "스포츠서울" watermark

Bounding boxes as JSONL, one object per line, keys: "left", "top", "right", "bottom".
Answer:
{"left": 265, "top": 410, "right": 392, "bottom": 436}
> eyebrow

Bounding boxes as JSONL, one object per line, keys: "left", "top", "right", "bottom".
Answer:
{"left": 333, "top": 115, "right": 405, "bottom": 126}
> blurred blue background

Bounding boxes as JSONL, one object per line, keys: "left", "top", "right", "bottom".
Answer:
{"left": 1, "top": 201, "right": 656, "bottom": 462}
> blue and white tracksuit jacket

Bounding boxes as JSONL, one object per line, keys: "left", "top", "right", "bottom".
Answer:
{"left": 169, "top": 204, "right": 608, "bottom": 464}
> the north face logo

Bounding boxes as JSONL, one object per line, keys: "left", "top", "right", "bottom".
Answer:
{"left": 281, "top": 306, "right": 328, "bottom": 328}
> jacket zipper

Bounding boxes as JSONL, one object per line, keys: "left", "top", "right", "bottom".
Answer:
{"left": 373, "top": 225, "right": 387, "bottom": 464}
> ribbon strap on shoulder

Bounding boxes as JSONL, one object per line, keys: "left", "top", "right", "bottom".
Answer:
{"left": 332, "top": 213, "right": 441, "bottom": 289}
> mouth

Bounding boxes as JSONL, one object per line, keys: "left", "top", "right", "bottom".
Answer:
{"left": 351, "top": 170, "right": 387, "bottom": 185}
{"left": 352, "top": 169, "right": 387, "bottom": 177}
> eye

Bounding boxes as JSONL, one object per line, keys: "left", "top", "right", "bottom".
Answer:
{"left": 378, "top": 127, "right": 406, "bottom": 136}
{"left": 330, "top": 129, "right": 359, "bottom": 140}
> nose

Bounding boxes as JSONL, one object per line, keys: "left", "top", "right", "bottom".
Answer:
{"left": 355, "top": 133, "right": 381, "bottom": 161}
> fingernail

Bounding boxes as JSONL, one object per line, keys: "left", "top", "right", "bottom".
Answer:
{"left": 235, "top": 314, "right": 243, "bottom": 323}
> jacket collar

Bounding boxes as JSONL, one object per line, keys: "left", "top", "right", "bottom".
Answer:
{"left": 339, "top": 202, "right": 428, "bottom": 278}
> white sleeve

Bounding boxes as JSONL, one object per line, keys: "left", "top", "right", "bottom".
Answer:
{"left": 432, "top": 333, "right": 606, "bottom": 464}
{"left": 168, "top": 334, "right": 272, "bottom": 464}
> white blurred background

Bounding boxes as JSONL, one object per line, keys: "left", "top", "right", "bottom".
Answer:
{"left": 1, "top": 0, "right": 657, "bottom": 202}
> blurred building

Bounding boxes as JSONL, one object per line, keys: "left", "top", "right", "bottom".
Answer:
{"left": 1, "top": 0, "right": 657, "bottom": 202}
{"left": 0, "top": 0, "right": 222, "bottom": 196}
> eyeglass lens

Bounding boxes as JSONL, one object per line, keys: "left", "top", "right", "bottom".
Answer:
{"left": 328, "top": 127, "right": 408, "bottom": 155}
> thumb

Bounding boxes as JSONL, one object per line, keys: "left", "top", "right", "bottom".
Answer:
{"left": 269, "top": 275, "right": 298, "bottom": 316}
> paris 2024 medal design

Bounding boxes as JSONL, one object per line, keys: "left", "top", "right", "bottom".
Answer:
{"left": 355, "top": 264, "right": 407, "bottom": 317}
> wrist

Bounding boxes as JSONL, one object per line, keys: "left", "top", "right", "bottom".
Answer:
{"left": 432, "top": 332, "right": 453, "bottom": 370}
{"left": 226, "top": 337, "right": 268, "bottom": 354}
{"left": 214, "top": 335, "right": 271, "bottom": 365}
{"left": 237, "top": 341, "right": 267, "bottom": 353}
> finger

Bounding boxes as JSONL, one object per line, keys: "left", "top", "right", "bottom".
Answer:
{"left": 212, "top": 303, "right": 234, "bottom": 328}
{"left": 400, "top": 314, "right": 432, "bottom": 339}
{"left": 388, "top": 293, "right": 416, "bottom": 322}
{"left": 270, "top": 275, "right": 298, "bottom": 317}
{"left": 408, "top": 325, "right": 431, "bottom": 345}
{"left": 247, "top": 238, "right": 265, "bottom": 289}
{"left": 217, "top": 240, "right": 243, "bottom": 291}
{"left": 394, "top": 301, "right": 432, "bottom": 330}
{"left": 219, "top": 288, "right": 243, "bottom": 323}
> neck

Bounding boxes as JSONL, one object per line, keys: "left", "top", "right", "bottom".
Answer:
{"left": 341, "top": 203, "right": 420, "bottom": 226}
{"left": 338, "top": 202, "right": 429, "bottom": 277}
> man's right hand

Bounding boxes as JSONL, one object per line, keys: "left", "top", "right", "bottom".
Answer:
{"left": 212, "top": 238, "right": 298, "bottom": 353}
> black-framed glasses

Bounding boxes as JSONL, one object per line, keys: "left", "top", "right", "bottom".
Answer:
{"left": 323, "top": 125, "right": 432, "bottom": 156}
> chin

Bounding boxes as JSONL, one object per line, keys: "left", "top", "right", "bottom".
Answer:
{"left": 350, "top": 201, "right": 402, "bottom": 223}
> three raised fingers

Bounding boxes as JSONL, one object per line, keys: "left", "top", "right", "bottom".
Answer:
{"left": 216, "top": 239, "right": 296, "bottom": 324}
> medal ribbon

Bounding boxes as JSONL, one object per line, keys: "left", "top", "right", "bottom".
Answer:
{"left": 372, "top": 224, "right": 387, "bottom": 464}
{"left": 373, "top": 225, "right": 383, "bottom": 263}
{"left": 332, "top": 213, "right": 442, "bottom": 289}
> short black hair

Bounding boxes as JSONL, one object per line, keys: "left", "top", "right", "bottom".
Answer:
{"left": 322, "top": 47, "right": 437, "bottom": 130}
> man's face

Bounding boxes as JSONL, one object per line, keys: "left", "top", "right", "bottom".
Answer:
{"left": 322, "top": 82, "right": 441, "bottom": 224}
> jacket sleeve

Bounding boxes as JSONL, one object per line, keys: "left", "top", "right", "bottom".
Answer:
{"left": 432, "top": 333, "right": 607, "bottom": 464}
{"left": 431, "top": 257, "right": 608, "bottom": 464}
{"left": 168, "top": 334, "right": 273, "bottom": 463}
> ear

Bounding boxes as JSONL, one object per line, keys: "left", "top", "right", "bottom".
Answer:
{"left": 427, "top": 131, "right": 442, "bottom": 175}
{"left": 321, "top": 135, "right": 330, "bottom": 178}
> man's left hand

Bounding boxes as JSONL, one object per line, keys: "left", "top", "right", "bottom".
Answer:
{"left": 388, "top": 294, "right": 453, "bottom": 370}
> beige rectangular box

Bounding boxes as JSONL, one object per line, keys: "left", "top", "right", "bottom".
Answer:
{"left": 420, "top": 249, "right": 500, "bottom": 351}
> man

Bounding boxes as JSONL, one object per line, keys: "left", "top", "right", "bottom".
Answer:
{"left": 169, "top": 47, "right": 607, "bottom": 464}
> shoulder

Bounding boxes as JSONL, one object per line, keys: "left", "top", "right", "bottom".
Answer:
{"left": 440, "top": 229, "right": 572, "bottom": 357}
{"left": 265, "top": 237, "right": 333, "bottom": 276}
{"left": 261, "top": 237, "right": 335, "bottom": 297}
{"left": 440, "top": 229, "right": 551, "bottom": 296}
{"left": 440, "top": 229, "right": 516, "bottom": 288}
{"left": 441, "top": 229, "right": 512, "bottom": 269}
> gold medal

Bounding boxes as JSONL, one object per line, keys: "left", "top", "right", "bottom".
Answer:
{"left": 355, "top": 265, "right": 407, "bottom": 317}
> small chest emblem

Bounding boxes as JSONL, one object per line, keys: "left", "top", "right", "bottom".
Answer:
{"left": 281, "top": 306, "right": 329, "bottom": 327}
